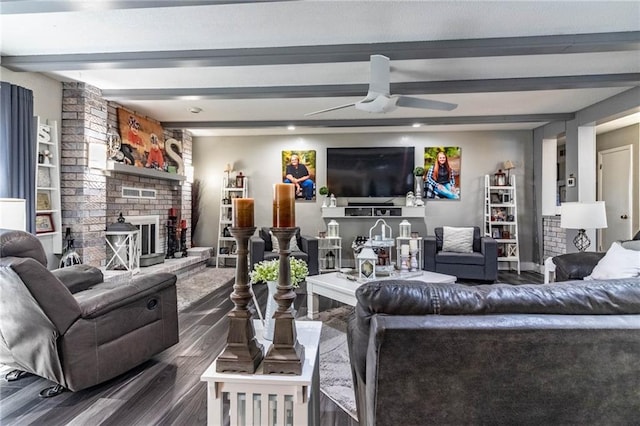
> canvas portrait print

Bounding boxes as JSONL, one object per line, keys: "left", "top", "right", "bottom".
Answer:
{"left": 423, "top": 147, "right": 461, "bottom": 200}
{"left": 282, "top": 150, "right": 317, "bottom": 201}
{"left": 117, "top": 108, "right": 171, "bottom": 170}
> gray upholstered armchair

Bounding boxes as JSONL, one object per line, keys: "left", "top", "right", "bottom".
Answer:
{"left": 424, "top": 226, "right": 498, "bottom": 282}
{"left": 249, "top": 226, "right": 319, "bottom": 276}
{"left": 0, "top": 229, "right": 179, "bottom": 397}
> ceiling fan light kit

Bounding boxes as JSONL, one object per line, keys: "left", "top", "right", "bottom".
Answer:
{"left": 306, "top": 55, "right": 458, "bottom": 116}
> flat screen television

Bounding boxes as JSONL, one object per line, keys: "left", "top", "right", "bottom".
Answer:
{"left": 326, "top": 147, "right": 415, "bottom": 198}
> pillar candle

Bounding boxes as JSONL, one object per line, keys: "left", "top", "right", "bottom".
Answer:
{"left": 169, "top": 207, "right": 177, "bottom": 217}
{"left": 273, "top": 183, "right": 295, "bottom": 227}
{"left": 409, "top": 239, "right": 418, "bottom": 251}
{"left": 401, "top": 244, "right": 410, "bottom": 256}
{"left": 232, "top": 198, "right": 254, "bottom": 228}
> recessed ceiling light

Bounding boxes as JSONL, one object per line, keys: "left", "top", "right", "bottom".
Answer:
{"left": 189, "top": 107, "right": 202, "bottom": 114}
{"left": 412, "top": 123, "right": 421, "bottom": 128}
{"left": 287, "top": 125, "right": 296, "bottom": 131}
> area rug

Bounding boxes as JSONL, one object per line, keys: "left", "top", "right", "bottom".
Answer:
{"left": 312, "top": 306, "right": 358, "bottom": 421}
{"left": 176, "top": 266, "right": 235, "bottom": 311}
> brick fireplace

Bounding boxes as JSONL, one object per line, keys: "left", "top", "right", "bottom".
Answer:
{"left": 60, "top": 82, "right": 193, "bottom": 267}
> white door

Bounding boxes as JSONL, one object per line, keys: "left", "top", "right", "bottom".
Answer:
{"left": 598, "top": 145, "right": 633, "bottom": 251}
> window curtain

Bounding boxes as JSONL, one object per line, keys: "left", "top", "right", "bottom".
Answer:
{"left": 0, "top": 81, "right": 36, "bottom": 233}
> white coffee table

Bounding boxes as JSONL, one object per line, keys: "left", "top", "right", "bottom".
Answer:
{"left": 306, "top": 270, "right": 457, "bottom": 319}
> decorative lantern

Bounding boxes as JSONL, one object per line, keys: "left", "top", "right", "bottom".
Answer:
{"left": 494, "top": 169, "right": 506, "bottom": 186}
{"left": 105, "top": 213, "right": 141, "bottom": 274}
{"left": 329, "top": 194, "right": 337, "bottom": 208}
{"left": 399, "top": 220, "right": 411, "bottom": 238}
{"left": 328, "top": 219, "right": 340, "bottom": 237}
{"left": 357, "top": 242, "right": 377, "bottom": 280}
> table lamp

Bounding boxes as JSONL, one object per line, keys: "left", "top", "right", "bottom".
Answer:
{"left": 503, "top": 160, "right": 515, "bottom": 184}
{"left": 560, "top": 201, "right": 607, "bottom": 251}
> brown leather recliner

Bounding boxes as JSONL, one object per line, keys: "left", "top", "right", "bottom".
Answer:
{"left": 0, "top": 229, "right": 179, "bottom": 397}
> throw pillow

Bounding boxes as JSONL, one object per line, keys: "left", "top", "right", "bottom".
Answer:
{"left": 442, "top": 226, "right": 474, "bottom": 253}
{"left": 270, "top": 231, "right": 300, "bottom": 253}
{"left": 585, "top": 242, "right": 640, "bottom": 280}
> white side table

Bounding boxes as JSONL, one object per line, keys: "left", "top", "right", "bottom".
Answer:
{"left": 201, "top": 321, "right": 322, "bottom": 426}
{"left": 544, "top": 257, "right": 556, "bottom": 283}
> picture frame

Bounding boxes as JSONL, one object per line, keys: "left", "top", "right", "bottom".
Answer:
{"left": 492, "top": 228, "right": 501, "bottom": 239}
{"left": 282, "top": 150, "right": 317, "bottom": 201}
{"left": 37, "top": 192, "right": 51, "bottom": 210}
{"left": 502, "top": 230, "right": 511, "bottom": 239}
{"left": 422, "top": 146, "right": 462, "bottom": 200}
{"left": 37, "top": 168, "right": 51, "bottom": 188}
{"left": 501, "top": 193, "right": 511, "bottom": 203}
{"left": 35, "top": 213, "right": 55, "bottom": 234}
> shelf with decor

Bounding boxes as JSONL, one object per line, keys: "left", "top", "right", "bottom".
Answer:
{"left": 216, "top": 174, "right": 248, "bottom": 267}
{"left": 322, "top": 205, "right": 425, "bottom": 218}
{"left": 318, "top": 236, "right": 342, "bottom": 273}
{"left": 396, "top": 236, "right": 423, "bottom": 270}
{"left": 484, "top": 174, "right": 520, "bottom": 273}
{"left": 35, "top": 118, "right": 62, "bottom": 254}
{"left": 105, "top": 161, "right": 186, "bottom": 182}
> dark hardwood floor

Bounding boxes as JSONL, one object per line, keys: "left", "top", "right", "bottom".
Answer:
{"left": 0, "top": 270, "right": 542, "bottom": 425}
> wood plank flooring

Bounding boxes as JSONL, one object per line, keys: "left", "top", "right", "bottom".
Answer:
{"left": 1, "top": 270, "right": 542, "bottom": 425}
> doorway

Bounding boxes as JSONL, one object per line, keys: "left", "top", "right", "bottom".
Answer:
{"left": 598, "top": 145, "right": 633, "bottom": 251}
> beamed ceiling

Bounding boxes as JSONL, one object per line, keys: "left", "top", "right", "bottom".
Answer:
{"left": 1, "top": 0, "right": 639, "bottom": 136}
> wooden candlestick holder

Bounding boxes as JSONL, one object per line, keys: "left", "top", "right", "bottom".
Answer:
{"left": 263, "top": 227, "right": 305, "bottom": 375}
{"left": 216, "top": 227, "right": 264, "bottom": 373}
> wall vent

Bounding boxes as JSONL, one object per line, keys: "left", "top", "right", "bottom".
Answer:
{"left": 122, "top": 187, "right": 157, "bottom": 199}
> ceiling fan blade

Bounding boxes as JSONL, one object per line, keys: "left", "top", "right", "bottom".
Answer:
{"left": 396, "top": 95, "right": 458, "bottom": 111}
{"left": 304, "top": 102, "right": 357, "bottom": 116}
{"left": 356, "top": 94, "right": 398, "bottom": 113}
{"left": 369, "top": 54, "right": 391, "bottom": 96}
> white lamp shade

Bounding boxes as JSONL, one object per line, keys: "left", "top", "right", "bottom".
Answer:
{"left": 560, "top": 201, "right": 608, "bottom": 230}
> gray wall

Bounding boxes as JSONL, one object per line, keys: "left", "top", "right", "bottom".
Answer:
{"left": 193, "top": 130, "right": 536, "bottom": 268}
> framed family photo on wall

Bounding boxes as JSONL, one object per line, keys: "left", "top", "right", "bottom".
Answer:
{"left": 423, "top": 147, "right": 461, "bottom": 200}
{"left": 282, "top": 150, "right": 316, "bottom": 201}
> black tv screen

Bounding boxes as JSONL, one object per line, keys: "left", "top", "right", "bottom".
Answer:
{"left": 327, "top": 147, "right": 415, "bottom": 198}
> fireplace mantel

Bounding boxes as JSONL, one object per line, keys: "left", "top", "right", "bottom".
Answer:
{"left": 106, "top": 161, "right": 186, "bottom": 182}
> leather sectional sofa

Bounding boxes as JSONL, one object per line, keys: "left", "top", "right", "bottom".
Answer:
{"left": 347, "top": 278, "right": 640, "bottom": 425}
{"left": 553, "top": 230, "right": 640, "bottom": 282}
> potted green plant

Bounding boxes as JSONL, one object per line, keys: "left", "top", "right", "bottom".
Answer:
{"left": 249, "top": 257, "right": 309, "bottom": 340}
{"left": 318, "top": 186, "right": 330, "bottom": 207}
{"left": 249, "top": 257, "right": 309, "bottom": 288}
{"left": 413, "top": 166, "right": 425, "bottom": 177}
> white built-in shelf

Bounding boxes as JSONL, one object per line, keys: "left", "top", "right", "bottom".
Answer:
{"left": 322, "top": 206, "right": 425, "bottom": 219}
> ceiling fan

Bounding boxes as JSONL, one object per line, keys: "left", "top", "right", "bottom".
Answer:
{"left": 305, "top": 54, "right": 457, "bottom": 116}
